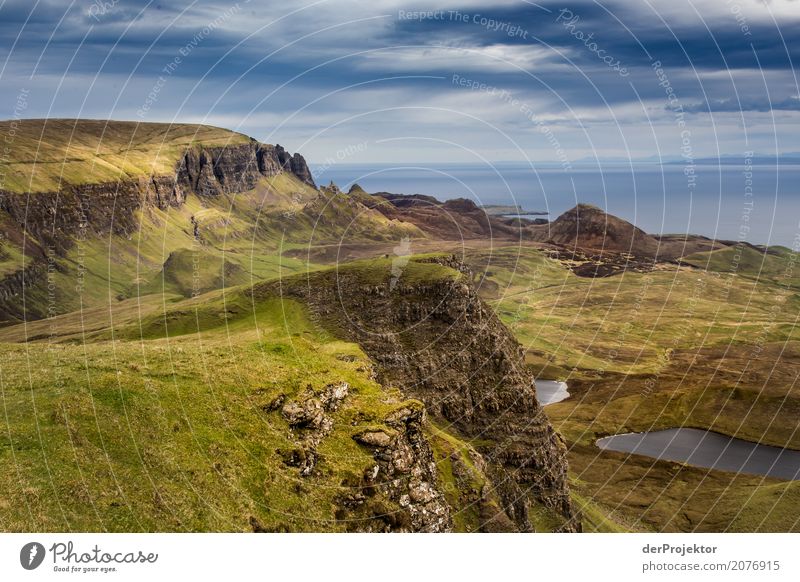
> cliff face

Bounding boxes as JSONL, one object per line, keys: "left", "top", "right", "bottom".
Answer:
{"left": 0, "top": 140, "right": 314, "bottom": 321}
{"left": 265, "top": 257, "right": 578, "bottom": 532}
{"left": 340, "top": 400, "right": 453, "bottom": 532}
{"left": 176, "top": 141, "right": 316, "bottom": 196}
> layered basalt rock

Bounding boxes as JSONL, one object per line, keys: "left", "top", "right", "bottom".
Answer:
{"left": 176, "top": 141, "right": 315, "bottom": 196}
{"left": 0, "top": 140, "right": 314, "bottom": 321}
{"left": 259, "top": 256, "right": 579, "bottom": 532}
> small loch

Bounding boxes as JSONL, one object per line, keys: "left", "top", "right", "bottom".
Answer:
{"left": 597, "top": 428, "right": 800, "bottom": 481}
{"left": 536, "top": 380, "right": 570, "bottom": 406}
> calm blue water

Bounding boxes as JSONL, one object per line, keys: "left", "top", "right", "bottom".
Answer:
{"left": 597, "top": 428, "right": 800, "bottom": 480}
{"left": 312, "top": 163, "right": 800, "bottom": 246}
{"left": 536, "top": 380, "right": 570, "bottom": 406}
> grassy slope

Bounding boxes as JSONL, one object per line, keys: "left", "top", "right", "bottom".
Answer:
{"left": 0, "top": 297, "right": 389, "bottom": 531}
{"left": 467, "top": 244, "right": 800, "bottom": 532}
{"left": 0, "top": 119, "right": 251, "bottom": 192}
{"left": 0, "top": 259, "right": 492, "bottom": 532}
{"left": 682, "top": 245, "right": 800, "bottom": 288}
{"left": 0, "top": 120, "right": 425, "bottom": 322}
{"left": 3, "top": 118, "right": 798, "bottom": 532}
{"left": 0, "top": 120, "right": 319, "bottom": 322}
{"left": 11, "top": 172, "right": 323, "bottom": 321}
{"left": 4, "top": 237, "right": 799, "bottom": 532}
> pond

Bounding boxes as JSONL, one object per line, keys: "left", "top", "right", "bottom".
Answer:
{"left": 596, "top": 428, "right": 800, "bottom": 480}
{"left": 536, "top": 380, "right": 570, "bottom": 406}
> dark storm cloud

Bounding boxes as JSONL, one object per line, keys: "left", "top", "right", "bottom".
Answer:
{"left": 391, "top": 1, "right": 799, "bottom": 71}
{"left": 0, "top": 0, "right": 797, "bottom": 160}
{"left": 3, "top": 1, "right": 796, "bottom": 93}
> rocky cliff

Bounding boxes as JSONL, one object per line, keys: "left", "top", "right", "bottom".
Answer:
{"left": 176, "top": 141, "right": 315, "bottom": 196}
{"left": 255, "top": 256, "right": 579, "bottom": 532}
{"left": 0, "top": 135, "right": 315, "bottom": 322}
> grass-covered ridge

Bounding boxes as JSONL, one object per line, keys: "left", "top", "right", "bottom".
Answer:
{"left": 124, "top": 254, "right": 462, "bottom": 341}
{"left": 0, "top": 255, "right": 513, "bottom": 532}
{"left": 0, "top": 296, "right": 400, "bottom": 531}
{"left": 0, "top": 118, "right": 251, "bottom": 192}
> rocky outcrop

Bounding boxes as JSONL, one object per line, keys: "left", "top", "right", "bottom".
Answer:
{"left": 145, "top": 175, "right": 186, "bottom": 209}
{"left": 0, "top": 138, "right": 314, "bottom": 322}
{"left": 1, "top": 140, "right": 314, "bottom": 250}
{"left": 257, "top": 256, "right": 579, "bottom": 532}
{"left": 273, "top": 144, "right": 316, "bottom": 187}
{"left": 268, "top": 383, "right": 452, "bottom": 532}
{"left": 340, "top": 400, "right": 452, "bottom": 532}
{"left": 530, "top": 203, "right": 659, "bottom": 255}
{"left": 0, "top": 181, "right": 144, "bottom": 251}
{"left": 276, "top": 382, "right": 349, "bottom": 477}
{"left": 177, "top": 141, "right": 316, "bottom": 196}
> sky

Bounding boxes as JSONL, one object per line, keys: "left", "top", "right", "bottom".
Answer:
{"left": 1, "top": 0, "right": 799, "bottom": 165}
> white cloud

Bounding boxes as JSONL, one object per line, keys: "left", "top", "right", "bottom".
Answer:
{"left": 354, "top": 43, "right": 573, "bottom": 74}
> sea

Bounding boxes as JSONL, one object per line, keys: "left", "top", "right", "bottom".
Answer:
{"left": 310, "top": 162, "right": 800, "bottom": 247}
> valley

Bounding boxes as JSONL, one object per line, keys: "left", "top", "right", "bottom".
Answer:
{"left": 1, "top": 119, "right": 798, "bottom": 533}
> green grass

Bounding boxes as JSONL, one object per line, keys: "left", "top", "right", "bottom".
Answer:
{"left": 336, "top": 255, "right": 462, "bottom": 286}
{"left": 4, "top": 197, "right": 800, "bottom": 534}
{"left": 428, "top": 423, "right": 486, "bottom": 532}
{"left": 467, "top": 244, "right": 800, "bottom": 532}
{"left": 570, "top": 490, "right": 631, "bottom": 533}
{"left": 471, "top": 247, "right": 800, "bottom": 377}
{"left": 0, "top": 257, "right": 493, "bottom": 532}
{"left": 0, "top": 119, "right": 251, "bottom": 193}
{"left": 682, "top": 244, "right": 800, "bottom": 288}
{"left": 140, "top": 247, "right": 250, "bottom": 297}
{"left": 0, "top": 292, "right": 411, "bottom": 531}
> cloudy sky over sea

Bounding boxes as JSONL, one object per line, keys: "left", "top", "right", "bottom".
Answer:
{"left": 1, "top": 0, "right": 798, "bottom": 164}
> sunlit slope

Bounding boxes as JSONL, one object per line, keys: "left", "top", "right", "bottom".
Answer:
{"left": 0, "top": 118, "right": 251, "bottom": 193}
{"left": 0, "top": 121, "right": 424, "bottom": 325}
{"left": 467, "top": 244, "right": 800, "bottom": 532}
{"left": 0, "top": 258, "right": 515, "bottom": 532}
